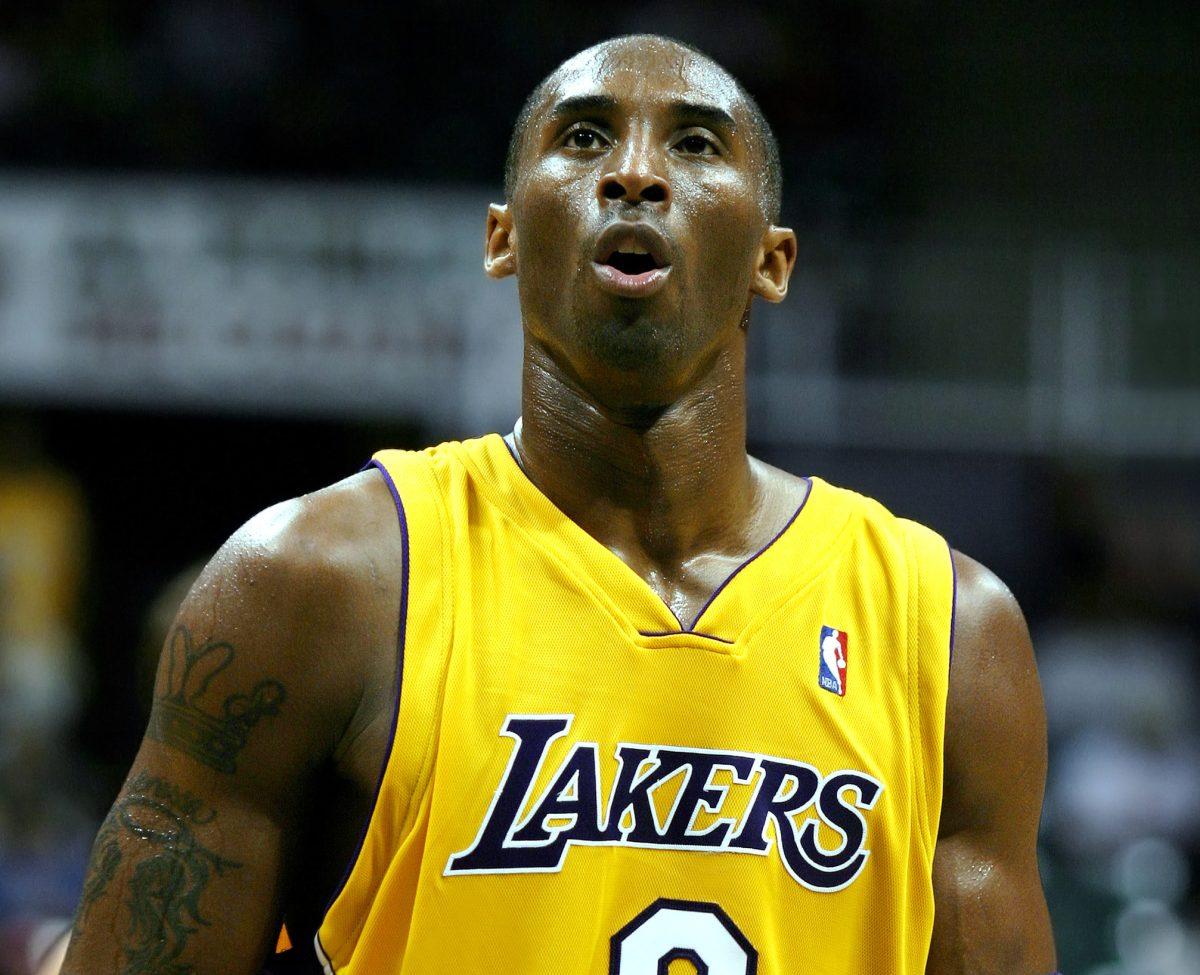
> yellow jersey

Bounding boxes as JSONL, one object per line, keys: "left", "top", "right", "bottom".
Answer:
{"left": 315, "top": 433, "right": 954, "bottom": 974}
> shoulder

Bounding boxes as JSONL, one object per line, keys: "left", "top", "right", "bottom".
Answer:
{"left": 950, "top": 549, "right": 1026, "bottom": 636}
{"left": 171, "top": 468, "right": 407, "bottom": 764}
{"left": 775, "top": 466, "right": 921, "bottom": 536}
{"left": 219, "top": 467, "right": 400, "bottom": 585}
{"left": 942, "top": 549, "right": 1047, "bottom": 835}
{"left": 194, "top": 464, "right": 406, "bottom": 665}
{"left": 948, "top": 550, "right": 1038, "bottom": 698}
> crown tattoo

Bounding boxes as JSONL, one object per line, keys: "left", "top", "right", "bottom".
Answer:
{"left": 149, "top": 626, "right": 286, "bottom": 774}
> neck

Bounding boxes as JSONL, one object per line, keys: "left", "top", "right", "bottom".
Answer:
{"left": 513, "top": 340, "right": 757, "bottom": 563}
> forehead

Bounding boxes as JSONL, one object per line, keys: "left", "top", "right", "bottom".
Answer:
{"left": 540, "top": 41, "right": 746, "bottom": 123}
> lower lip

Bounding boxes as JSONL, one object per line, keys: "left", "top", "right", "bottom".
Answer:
{"left": 592, "top": 262, "right": 672, "bottom": 298}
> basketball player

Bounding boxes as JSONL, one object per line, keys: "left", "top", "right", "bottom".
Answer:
{"left": 61, "top": 34, "right": 1057, "bottom": 974}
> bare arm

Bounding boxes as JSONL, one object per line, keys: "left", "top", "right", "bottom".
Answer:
{"left": 61, "top": 472, "right": 398, "bottom": 975}
{"left": 926, "top": 551, "right": 1057, "bottom": 974}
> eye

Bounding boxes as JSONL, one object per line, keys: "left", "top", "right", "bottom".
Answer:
{"left": 675, "top": 133, "right": 718, "bottom": 156}
{"left": 563, "top": 126, "right": 608, "bottom": 151}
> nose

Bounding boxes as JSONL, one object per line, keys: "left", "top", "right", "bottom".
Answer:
{"left": 597, "top": 132, "right": 671, "bottom": 207}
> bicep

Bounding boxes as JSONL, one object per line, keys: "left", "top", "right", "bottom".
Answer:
{"left": 62, "top": 499, "right": 372, "bottom": 975}
{"left": 926, "top": 551, "right": 1056, "bottom": 974}
{"left": 64, "top": 738, "right": 290, "bottom": 974}
{"left": 929, "top": 823, "right": 1054, "bottom": 972}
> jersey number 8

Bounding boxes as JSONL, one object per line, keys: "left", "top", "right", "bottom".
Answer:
{"left": 610, "top": 899, "right": 758, "bottom": 974}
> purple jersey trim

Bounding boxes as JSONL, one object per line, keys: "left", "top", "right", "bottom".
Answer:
{"left": 313, "top": 928, "right": 335, "bottom": 974}
{"left": 502, "top": 432, "right": 812, "bottom": 639}
{"left": 947, "top": 540, "right": 958, "bottom": 673}
{"left": 502, "top": 433, "right": 521, "bottom": 467}
{"left": 318, "top": 459, "right": 410, "bottom": 922}
{"left": 638, "top": 628, "right": 735, "bottom": 645}
{"left": 681, "top": 480, "right": 811, "bottom": 632}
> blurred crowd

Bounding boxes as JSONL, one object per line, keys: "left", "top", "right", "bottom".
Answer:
{"left": 0, "top": 416, "right": 90, "bottom": 975}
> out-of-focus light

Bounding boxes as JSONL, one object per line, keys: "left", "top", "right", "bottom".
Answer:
{"left": 1114, "top": 900, "right": 1186, "bottom": 973}
{"left": 1111, "top": 836, "right": 1190, "bottom": 905}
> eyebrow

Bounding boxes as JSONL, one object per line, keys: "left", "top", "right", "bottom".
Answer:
{"left": 667, "top": 100, "right": 738, "bottom": 134}
{"left": 547, "top": 93, "right": 619, "bottom": 123}
{"left": 546, "top": 94, "right": 738, "bottom": 134}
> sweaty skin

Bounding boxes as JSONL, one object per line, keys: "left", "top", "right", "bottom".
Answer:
{"left": 61, "top": 35, "right": 1056, "bottom": 974}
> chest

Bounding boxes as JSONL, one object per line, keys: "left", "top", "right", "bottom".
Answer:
{"left": 428, "top": 524, "right": 917, "bottom": 866}
{"left": 398, "top": 539, "right": 928, "bottom": 972}
{"left": 314, "top": 446, "right": 952, "bottom": 974}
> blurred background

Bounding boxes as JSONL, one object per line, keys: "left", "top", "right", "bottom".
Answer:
{"left": 0, "top": 2, "right": 1197, "bottom": 972}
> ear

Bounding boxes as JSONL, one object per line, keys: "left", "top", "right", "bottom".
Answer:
{"left": 749, "top": 225, "right": 797, "bottom": 302}
{"left": 484, "top": 203, "right": 517, "bottom": 278}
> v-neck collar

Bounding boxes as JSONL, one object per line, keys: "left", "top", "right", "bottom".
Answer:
{"left": 453, "top": 434, "right": 852, "bottom": 650}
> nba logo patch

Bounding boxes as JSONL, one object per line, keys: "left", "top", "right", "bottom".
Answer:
{"left": 818, "top": 626, "right": 848, "bottom": 697}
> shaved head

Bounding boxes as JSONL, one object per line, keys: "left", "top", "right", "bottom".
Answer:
{"left": 504, "top": 34, "right": 783, "bottom": 222}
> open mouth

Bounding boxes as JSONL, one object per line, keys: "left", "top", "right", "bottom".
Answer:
{"left": 591, "top": 223, "right": 674, "bottom": 297}
{"left": 601, "top": 250, "right": 664, "bottom": 275}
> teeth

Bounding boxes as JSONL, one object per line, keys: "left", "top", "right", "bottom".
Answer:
{"left": 620, "top": 244, "right": 649, "bottom": 255}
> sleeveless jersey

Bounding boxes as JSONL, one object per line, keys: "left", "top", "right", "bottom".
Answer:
{"left": 314, "top": 433, "right": 954, "bottom": 974}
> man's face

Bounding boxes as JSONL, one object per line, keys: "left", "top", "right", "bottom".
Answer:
{"left": 498, "top": 40, "right": 787, "bottom": 410}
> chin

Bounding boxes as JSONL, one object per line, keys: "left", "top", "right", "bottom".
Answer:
{"left": 572, "top": 288, "right": 683, "bottom": 358}
{"left": 529, "top": 292, "right": 714, "bottom": 412}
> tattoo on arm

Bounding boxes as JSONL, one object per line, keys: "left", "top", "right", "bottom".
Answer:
{"left": 147, "top": 625, "right": 286, "bottom": 774}
{"left": 73, "top": 772, "right": 241, "bottom": 974}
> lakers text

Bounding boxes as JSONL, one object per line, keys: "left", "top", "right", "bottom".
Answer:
{"left": 445, "top": 715, "right": 884, "bottom": 892}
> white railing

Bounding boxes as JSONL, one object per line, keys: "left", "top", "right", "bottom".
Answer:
{"left": 0, "top": 174, "right": 1196, "bottom": 455}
